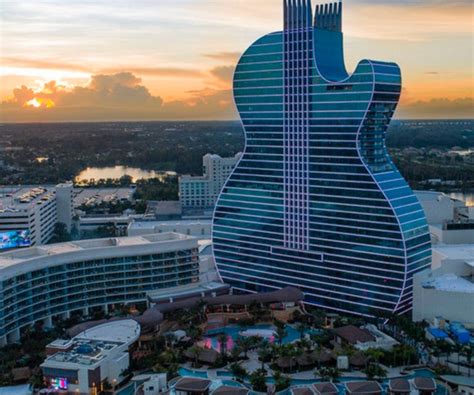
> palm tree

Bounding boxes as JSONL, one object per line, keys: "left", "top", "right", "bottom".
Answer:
{"left": 275, "top": 326, "right": 287, "bottom": 346}
{"left": 236, "top": 336, "right": 253, "bottom": 359}
{"left": 296, "top": 322, "right": 308, "bottom": 340}
{"left": 258, "top": 340, "right": 272, "bottom": 371}
{"left": 189, "top": 346, "right": 201, "bottom": 368}
{"left": 229, "top": 362, "right": 247, "bottom": 383}
{"left": 217, "top": 333, "right": 228, "bottom": 356}
{"left": 316, "top": 367, "right": 340, "bottom": 383}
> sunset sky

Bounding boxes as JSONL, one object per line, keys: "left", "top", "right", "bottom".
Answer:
{"left": 0, "top": 0, "right": 472, "bottom": 122}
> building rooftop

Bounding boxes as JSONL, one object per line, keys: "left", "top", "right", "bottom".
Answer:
{"left": 422, "top": 273, "right": 474, "bottom": 294}
{"left": 433, "top": 244, "right": 474, "bottom": 261}
{"left": 73, "top": 187, "right": 134, "bottom": 208}
{"left": 0, "top": 186, "right": 55, "bottom": 213}
{"left": 334, "top": 325, "right": 376, "bottom": 345}
{"left": 345, "top": 381, "right": 382, "bottom": 394}
{"left": 0, "top": 232, "right": 195, "bottom": 271}
{"left": 42, "top": 320, "right": 140, "bottom": 369}
{"left": 130, "top": 219, "right": 212, "bottom": 230}
{"left": 174, "top": 378, "right": 211, "bottom": 392}
{"left": 147, "top": 281, "right": 229, "bottom": 303}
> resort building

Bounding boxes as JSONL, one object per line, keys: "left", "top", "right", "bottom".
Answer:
{"left": 212, "top": 0, "right": 431, "bottom": 317}
{"left": 128, "top": 219, "right": 212, "bottom": 240}
{"left": 415, "top": 191, "right": 474, "bottom": 245}
{"left": 0, "top": 183, "right": 73, "bottom": 248}
{"left": 179, "top": 153, "right": 241, "bottom": 210}
{"left": 413, "top": 243, "right": 474, "bottom": 325}
{"left": 0, "top": 232, "right": 199, "bottom": 346}
{"left": 41, "top": 320, "right": 140, "bottom": 394}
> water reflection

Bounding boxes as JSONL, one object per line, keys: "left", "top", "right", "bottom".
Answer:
{"left": 75, "top": 166, "right": 176, "bottom": 184}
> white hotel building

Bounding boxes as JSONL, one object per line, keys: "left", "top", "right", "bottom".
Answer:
{"left": 0, "top": 183, "right": 73, "bottom": 246}
{"left": 0, "top": 232, "right": 199, "bottom": 346}
{"left": 179, "top": 153, "right": 241, "bottom": 210}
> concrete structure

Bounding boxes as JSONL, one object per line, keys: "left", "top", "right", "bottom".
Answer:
{"left": 72, "top": 187, "right": 135, "bottom": 210}
{"left": 415, "top": 191, "right": 474, "bottom": 245}
{"left": 142, "top": 374, "right": 169, "bottom": 395}
{"left": 334, "top": 324, "right": 398, "bottom": 351}
{"left": 128, "top": 219, "right": 212, "bottom": 240}
{"left": 179, "top": 153, "right": 241, "bottom": 210}
{"left": 413, "top": 247, "right": 474, "bottom": 326}
{"left": 41, "top": 320, "right": 140, "bottom": 394}
{"left": 0, "top": 185, "right": 73, "bottom": 247}
{"left": 0, "top": 232, "right": 199, "bottom": 345}
{"left": 416, "top": 191, "right": 470, "bottom": 225}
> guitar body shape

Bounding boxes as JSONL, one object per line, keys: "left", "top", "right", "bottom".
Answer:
{"left": 212, "top": 0, "right": 431, "bottom": 317}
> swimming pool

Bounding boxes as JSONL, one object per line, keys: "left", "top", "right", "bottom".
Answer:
{"left": 203, "top": 324, "right": 320, "bottom": 351}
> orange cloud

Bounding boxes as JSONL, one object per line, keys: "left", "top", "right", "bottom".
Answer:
{"left": 0, "top": 72, "right": 234, "bottom": 122}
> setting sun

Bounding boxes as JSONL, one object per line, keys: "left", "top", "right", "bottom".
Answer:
{"left": 24, "top": 97, "right": 55, "bottom": 109}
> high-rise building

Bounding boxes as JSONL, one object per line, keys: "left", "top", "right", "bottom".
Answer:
{"left": 212, "top": 1, "right": 431, "bottom": 317}
{"left": 179, "top": 153, "right": 241, "bottom": 210}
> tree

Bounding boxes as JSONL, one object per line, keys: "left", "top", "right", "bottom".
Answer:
{"left": 296, "top": 322, "right": 308, "bottom": 340}
{"left": 49, "top": 222, "right": 71, "bottom": 243}
{"left": 258, "top": 340, "right": 272, "bottom": 371}
{"left": 316, "top": 367, "right": 340, "bottom": 383}
{"left": 275, "top": 326, "right": 288, "bottom": 346}
{"left": 189, "top": 346, "right": 201, "bottom": 368}
{"left": 229, "top": 362, "right": 247, "bottom": 383}
{"left": 236, "top": 336, "right": 253, "bottom": 359}
{"left": 364, "top": 364, "right": 387, "bottom": 380}
{"left": 217, "top": 333, "right": 229, "bottom": 357}
{"left": 250, "top": 370, "right": 267, "bottom": 393}
{"left": 272, "top": 370, "right": 291, "bottom": 392}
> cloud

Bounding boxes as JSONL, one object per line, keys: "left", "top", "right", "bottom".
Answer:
{"left": 204, "top": 52, "right": 242, "bottom": 62}
{"left": 209, "top": 65, "right": 235, "bottom": 85}
{"left": 1, "top": 57, "right": 205, "bottom": 79}
{"left": 2, "top": 72, "right": 472, "bottom": 122}
{"left": 0, "top": 72, "right": 235, "bottom": 122}
{"left": 398, "top": 97, "right": 474, "bottom": 119}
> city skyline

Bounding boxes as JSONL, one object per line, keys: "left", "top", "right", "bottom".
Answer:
{"left": 1, "top": 0, "right": 473, "bottom": 122}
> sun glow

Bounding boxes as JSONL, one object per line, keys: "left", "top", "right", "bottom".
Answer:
{"left": 24, "top": 97, "right": 55, "bottom": 108}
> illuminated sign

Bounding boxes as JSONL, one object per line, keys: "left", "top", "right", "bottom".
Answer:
{"left": 51, "top": 378, "right": 68, "bottom": 390}
{"left": 0, "top": 230, "right": 31, "bottom": 250}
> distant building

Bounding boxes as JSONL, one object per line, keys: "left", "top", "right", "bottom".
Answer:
{"left": 179, "top": 153, "right": 241, "bottom": 210}
{"left": 128, "top": 219, "right": 212, "bottom": 239}
{"left": 415, "top": 191, "right": 474, "bottom": 245}
{"left": 41, "top": 320, "right": 140, "bottom": 394}
{"left": 0, "top": 232, "right": 199, "bottom": 345}
{"left": 413, "top": 244, "right": 474, "bottom": 326}
{"left": 0, "top": 184, "right": 73, "bottom": 247}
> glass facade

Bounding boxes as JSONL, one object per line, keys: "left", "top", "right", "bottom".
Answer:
{"left": 212, "top": 1, "right": 431, "bottom": 317}
{"left": 0, "top": 246, "right": 199, "bottom": 342}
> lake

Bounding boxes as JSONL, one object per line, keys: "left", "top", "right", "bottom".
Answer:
{"left": 75, "top": 166, "right": 177, "bottom": 184}
{"left": 449, "top": 192, "right": 474, "bottom": 207}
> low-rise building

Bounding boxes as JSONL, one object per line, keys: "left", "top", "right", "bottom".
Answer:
{"left": 41, "top": 320, "right": 140, "bottom": 394}
{"left": 128, "top": 219, "right": 212, "bottom": 240}
{"left": 413, "top": 244, "right": 474, "bottom": 326}
{"left": 334, "top": 324, "right": 398, "bottom": 351}
{"left": 0, "top": 184, "right": 73, "bottom": 247}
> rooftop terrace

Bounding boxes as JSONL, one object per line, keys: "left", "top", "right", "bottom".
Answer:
{"left": 0, "top": 232, "right": 195, "bottom": 270}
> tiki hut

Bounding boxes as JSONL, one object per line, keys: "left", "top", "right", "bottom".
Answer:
{"left": 296, "top": 353, "right": 314, "bottom": 369}
{"left": 345, "top": 381, "right": 382, "bottom": 395}
{"left": 310, "top": 348, "right": 333, "bottom": 365}
{"left": 312, "top": 382, "right": 338, "bottom": 395}
{"left": 184, "top": 347, "right": 219, "bottom": 365}
{"left": 349, "top": 352, "right": 368, "bottom": 368}
{"left": 413, "top": 377, "right": 436, "bottom": 395}
{"left": 388, "top": 378, "right": 411, "bottom": 395}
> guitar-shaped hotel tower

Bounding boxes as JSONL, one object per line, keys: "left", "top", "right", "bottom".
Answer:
{"left": 212, "top": 0, "right": 431, "bottom": 317}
